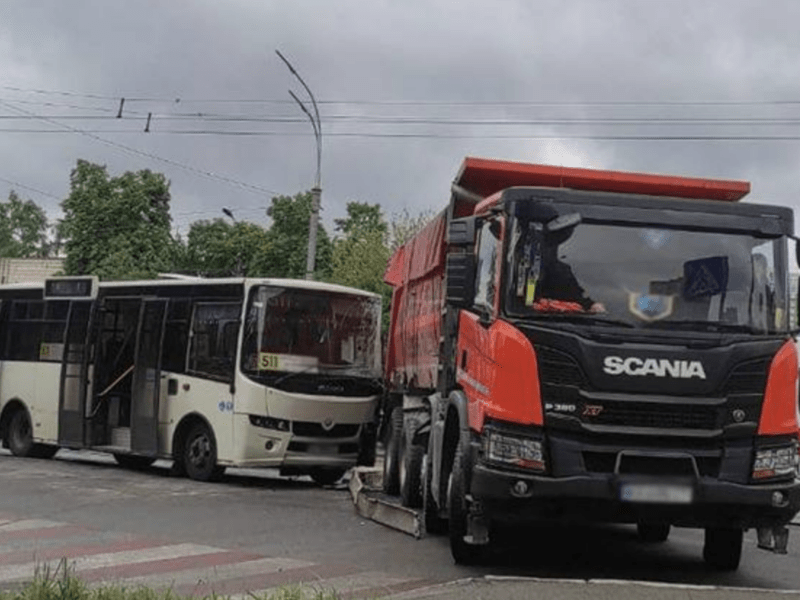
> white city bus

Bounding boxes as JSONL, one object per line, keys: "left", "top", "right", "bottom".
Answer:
{"left": 0, "top": 276, "right": 382, "bottom": 483}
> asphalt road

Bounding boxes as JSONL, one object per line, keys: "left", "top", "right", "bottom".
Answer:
{"left": 0, "top": 449, "right": 798, "bottom": 597}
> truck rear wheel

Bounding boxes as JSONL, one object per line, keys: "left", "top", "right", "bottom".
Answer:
{"left": 448, "top": 445, "right": 488, "bottom": 565}
{"left": 703, "top": 527, "right": 742, "bottom": 571}
{"left": 382, "top": 407, "right": 403, "bottom": 495}
{"left": 400, "top": 441, "right": 424, "bottom": 508}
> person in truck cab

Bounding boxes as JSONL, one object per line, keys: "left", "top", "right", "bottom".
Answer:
{"left": 535, "top": 242, "right": 604, "bottom": 313}
{"left": 530, "top": 205, "right": 605, "bottom": 313}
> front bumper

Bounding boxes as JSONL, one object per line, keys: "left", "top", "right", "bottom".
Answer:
{"left": 471, "top": 461, "right": 800, "bottom": 528}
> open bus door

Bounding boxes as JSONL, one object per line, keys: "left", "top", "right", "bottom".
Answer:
{"left": 58, "top": 301, "right": 94, "bottom": 447}
{"left": 129, "top": 299, "right": 167, "bottom": 454}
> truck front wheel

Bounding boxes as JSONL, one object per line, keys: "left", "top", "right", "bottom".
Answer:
{"left": 423, "top": 452, "right": 447, "bottom": 535}
{"left": 448, "top": 445, "right": 489, "bottom": 565}
{"left": 703, "top": 527, "right": 742, "bottom": 571}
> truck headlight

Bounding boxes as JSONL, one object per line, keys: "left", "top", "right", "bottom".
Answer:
{"left": 752, "top": 443, "right": 799, "bottom": 481}
{"left": 484, "top": 429, "right": 546, "bottom": 472}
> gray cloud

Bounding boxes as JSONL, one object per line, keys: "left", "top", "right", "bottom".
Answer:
{"left": 2, "top": 0, "right": 800, "bottom": 238}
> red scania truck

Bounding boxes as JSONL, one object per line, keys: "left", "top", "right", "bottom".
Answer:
{"left": 381, "top": 156, "right": 800, "bottom": 570}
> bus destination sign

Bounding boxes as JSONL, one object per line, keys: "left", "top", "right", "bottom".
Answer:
{"left": 44, "top": 277, "right": 98, "bottom": 299}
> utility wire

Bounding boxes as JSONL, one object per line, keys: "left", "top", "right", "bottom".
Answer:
{"left": 0, "top": 100, "right": 280, "bottom": 196}
{"left": 3, "top": 128, "right": 800, "bottom": 140}
{"left": 0, "top": 175, "right": 61, "bottom": 200}
{"left": 10, "top": 113, "right": 800, "bottom": 126}
{"left": 8, "top": 85, "right": 800, "bottom": 107}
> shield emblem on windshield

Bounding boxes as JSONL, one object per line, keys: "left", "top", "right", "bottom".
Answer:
{"left": 629, "top": 293, "right": 675, "bottom": 322}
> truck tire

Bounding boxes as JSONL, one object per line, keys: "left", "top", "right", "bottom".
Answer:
{"left": 400, "top": 441, "right": 424, "bottom": 508}
{"left": 703, "top": 527, "right": 742, "bottom": 571}
{"left": 382, "top": 407, "right": 403, "bottom": 495}
{"left": 448, "top": 444, "right": 488, "bottom": 565}
{"left": 637, "top": 522, "right": 670, "bottom": 543}
{"left": 423, "top": 452, "right": 447, "bottom": 535}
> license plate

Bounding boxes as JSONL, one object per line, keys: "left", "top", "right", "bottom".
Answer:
{"left": 620, "top": 483, "right": 693, "bottom": 504}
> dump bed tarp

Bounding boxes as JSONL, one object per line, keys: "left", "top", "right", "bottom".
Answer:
{"left": 454, "top": 156, "right": 750, "bottom": 202}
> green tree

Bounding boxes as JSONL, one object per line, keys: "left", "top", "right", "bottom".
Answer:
{"left": 329, "top": 202, "right": 392, "bottom": 329}
{"left": 0, "top": 190, "right": 50, "bottom": 257}
{"left": 184, "top": 218, "right": 270, "bottom": 277}
{"left": 59, "top": 160, "right": 179, "bottom": 279}
{"left": 251, "top": 191, "right": 332, "bottom": 278}
{"left": 389, "top": 207, "right": 435, "bottom": 252}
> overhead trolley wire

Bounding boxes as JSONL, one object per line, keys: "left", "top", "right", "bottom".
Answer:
{"left": 0, "top": 100, "right": 280, "bottom": 196}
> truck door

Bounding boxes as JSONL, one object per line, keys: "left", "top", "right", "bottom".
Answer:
{"left": 130, "top": 299, "right": 167, "bottom": 454}
{"left": 58, "top": 301, "right": 94, "bottom": 447}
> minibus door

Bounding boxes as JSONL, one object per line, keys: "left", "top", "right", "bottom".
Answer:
{"left": 130, "top": 299, "right": 167, "bottom": 455}
{"left": 58, "top": 301, "right": 93, "bottom": 447}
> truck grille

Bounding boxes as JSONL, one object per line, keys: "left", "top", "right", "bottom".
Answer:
{"left": 537, "top": 347, "right": 767, "bottom": 433}
{"left": 585, "top": 400, "right": 718, "bottom": 430}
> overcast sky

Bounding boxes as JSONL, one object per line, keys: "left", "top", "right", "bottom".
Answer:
{"left": 2, "top": 0, "right": 800, "bottom": 239}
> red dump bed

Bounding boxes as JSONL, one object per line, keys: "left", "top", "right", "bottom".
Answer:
{"left": 455, "top": 156, "right": 750, "bottom": 202}
{"left": 383, "top": 157, "right": 751, "bottom": 391}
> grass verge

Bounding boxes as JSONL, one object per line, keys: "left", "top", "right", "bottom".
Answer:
{"left": 0, "top": 560, "right": 345, "bottom": 600}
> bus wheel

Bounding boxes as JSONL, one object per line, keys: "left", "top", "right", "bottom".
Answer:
{"left": 183, "top": 423, "right": 219, "bottom": 482}
{"left": 310, "top": 468, "right": 346, "bottom": 486}
{"left": 448, "top": 444, "right": 489, "bottom": 565}
{"left": 8, "top": 409, "right": 34, "bottom": 457}
{"left": 114, "top": 454, "right": 156, "bottom": 470}
{"left": 703, "top": 526, "right": 743, "bottom": 571}
{"left": 382, "top": 407, "right": 403, "bottom": 495}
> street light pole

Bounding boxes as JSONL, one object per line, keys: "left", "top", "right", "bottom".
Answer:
{"left": 222, "top": 208, "right": 243, "bottom": 277}
{"left": 276, "top": 50, "right": 322, "bottom": 281}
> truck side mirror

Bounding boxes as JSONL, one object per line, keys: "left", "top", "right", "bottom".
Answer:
{"left": 446, "top": 253, "right": 475, "bottom": 308}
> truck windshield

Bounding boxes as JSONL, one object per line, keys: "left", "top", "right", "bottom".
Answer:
{"left": 507, "top": 220, "right": 789, "bottom": 333}
{"left": 241, "top": 286, "right": 381, "bottom": 378}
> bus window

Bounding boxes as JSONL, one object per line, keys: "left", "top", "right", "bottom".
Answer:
{"left": 5, "top": 300, "right": 69, "bottom": 362}
{"left": 162, "top": 300, "right": 190, "bottom": 373}
{"left": 188, "top": 302, "right": 241, "bottom": 382}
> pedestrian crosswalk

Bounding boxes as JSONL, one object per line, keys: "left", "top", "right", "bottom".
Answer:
{"left": 0, "top": 514, "right": 438, "bottom": 598}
